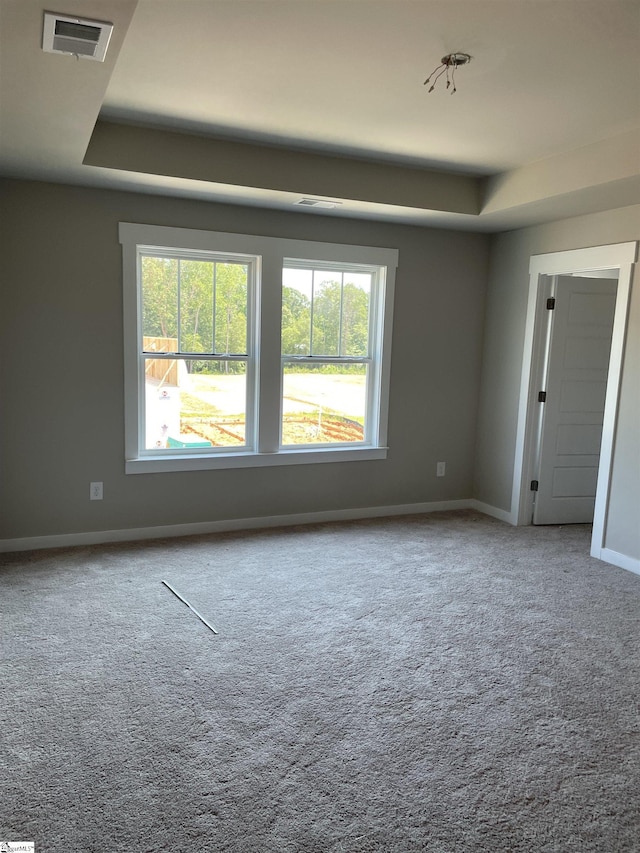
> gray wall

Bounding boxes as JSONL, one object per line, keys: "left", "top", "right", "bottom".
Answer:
{"left": 0, "top": 179, "right": 489, "bottom": 541}
{"left": 475, "top": 204, "right": 640, "bottom": 560}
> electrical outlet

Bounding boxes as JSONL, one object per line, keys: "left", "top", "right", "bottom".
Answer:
{"left": 436, "top": 461, "right": 446, "bottom": 477}
{"left": 90, "top": 481, "right": 103, "bottom": 500}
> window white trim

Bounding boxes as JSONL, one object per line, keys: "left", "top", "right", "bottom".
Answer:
{"left": 120, "top": 223, "right": 398, "bottom": 473}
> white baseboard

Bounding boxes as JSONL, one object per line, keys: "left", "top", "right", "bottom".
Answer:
{"left": 468, "top": 499, "right": 515, "bottom": 525}
{"left": 0, "top": 499, "right": 474, "bottom": 553}
{"left": 597, "top": 548, "right": 640, "bottom": 577}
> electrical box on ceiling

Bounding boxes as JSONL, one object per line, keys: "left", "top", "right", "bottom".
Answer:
{"left": 42, "top": 12, "right": 113, "bottom": 62}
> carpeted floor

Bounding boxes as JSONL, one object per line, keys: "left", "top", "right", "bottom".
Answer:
{"left": 1, "top": 510, "right": 639, "bottom": 852}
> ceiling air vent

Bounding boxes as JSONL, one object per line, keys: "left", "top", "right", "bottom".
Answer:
{"left": 295, "top": 198, "right": 342, "bottom": 209}
{"left": 43, "top": 12, "right": 113, "bottom": 62}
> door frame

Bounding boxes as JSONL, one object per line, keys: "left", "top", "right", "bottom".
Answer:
{"left": 511, "top": 242, "right": 637, "bottom": 557}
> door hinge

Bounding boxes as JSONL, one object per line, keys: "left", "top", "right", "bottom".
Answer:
{"left": 546, "top": 297, "right": 556, "bottom": 310}
{"left": 530, "top": 480, "right": 539, "bottom": 491}
{"left": 538, "top": 391, "right": 546, "bottom": 402}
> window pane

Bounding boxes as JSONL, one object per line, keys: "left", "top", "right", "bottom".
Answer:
{"left": 281, "top": 364, "right": 367, "bottom": 445}
{"left": 282, "top": 268, "right": 312, "bottom": 355}
{"left": 341, "top": 273, "right": 371, "bottom": 356}
{"left": 311, "top": 272, "right": 341, "bottom": 356}
{"left": 214, "top": 263, "right": 248, "bottom": 354}
{"left": 144, "top": 357, "right": 247, "bottom": 449}
{"left": 282, "top": 267, "right": 372, "bottom": 357}
{"left": 141, "top": 256, "right": 178, "bottom": 343}
{"left": 179, "top": 260, "right": 213, "bottom": 353}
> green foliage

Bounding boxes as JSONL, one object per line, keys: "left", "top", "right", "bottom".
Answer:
{"left": 179, "top": 260, "right": 213, "bottom": 353}
{"left": 179, "top": 391, "right": 218, "bottom": 417}
{"left": 142, "top": 257, "right": 178, "bottom": 338}
{"left": 311, "top": 280, "right": 340, "bottom": 356}
{"left": 141, "top": 259, "right": 372, "bottom": 378}
{"left": 214, "top": 263, "right": 248, "bottom": 359}
{"left": 281, "top": 285, "right": 311, "bottom": 355}
{"left": 141, "top": 256, "right": 248, "bottom": 375}
{"left": 283, "top": 363, "right": 366, "bottom": 376}
{"left": 340, "top": 282, "right": 369, "bottom": 356}
{"left": 281, "top": 277, "right": 370, "bottom": 358}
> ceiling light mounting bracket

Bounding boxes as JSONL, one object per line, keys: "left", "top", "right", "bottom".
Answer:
{"left": 424, "top": 52, "right": 472, "bottom": 94}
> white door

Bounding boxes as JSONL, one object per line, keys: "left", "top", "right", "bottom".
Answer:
{"left": 533, "top": 276, "right": 617, "bottom": 525}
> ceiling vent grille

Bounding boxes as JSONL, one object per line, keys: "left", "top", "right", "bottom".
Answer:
{"left": 43, "top": 12, "right": 113, "bottom": 62}
{"left": 295, "top": 198, "right": 342, "bottom": 209}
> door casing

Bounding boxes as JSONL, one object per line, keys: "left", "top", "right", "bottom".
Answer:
{"left": 510, "top": 243, "right": 637, "bottom": 562}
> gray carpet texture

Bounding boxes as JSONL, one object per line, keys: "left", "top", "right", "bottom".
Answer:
{"left": 1, "top": 510, "right": 639, "bottom": 853}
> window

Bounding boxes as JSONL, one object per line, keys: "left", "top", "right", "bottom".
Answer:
{"left": 281, "top": 262, "right": 379, "bottom": 447}
{"left": 139, "top": 252, "right": 255, "bottom": 453}
{"left": 120, "top": 224, "right": 397, "bottom": 473}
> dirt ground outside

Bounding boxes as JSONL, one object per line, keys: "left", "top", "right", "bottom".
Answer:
{"left": 182, "top": 415, "right": 363, "bottom": 446}
{"left": 180, "top": 372, "right": 366, "bottom": 446}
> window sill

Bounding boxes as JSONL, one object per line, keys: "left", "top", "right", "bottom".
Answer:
{"left": 125, "top": 446, "right": 389, "bottom": 474}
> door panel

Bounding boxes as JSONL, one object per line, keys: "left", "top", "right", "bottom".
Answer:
{"left": 533, "top": 276, "right": 616, "bottom": 525}
{"left": 552, "top": 466, "right": 599, "bottom": 497}
{"left": 556, "top": 424, "right": 603, "bottom": 455}
{"left": 559, "top": 379, "right": 607, "bottom": 411}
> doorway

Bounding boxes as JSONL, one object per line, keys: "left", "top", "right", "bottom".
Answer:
{"left": 510, "top": 243, "right": 637, "bottom": 561}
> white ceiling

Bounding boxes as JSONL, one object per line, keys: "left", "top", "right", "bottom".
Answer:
{"left": 1, "top": 0, "right": 639, "bottom": 231}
